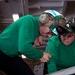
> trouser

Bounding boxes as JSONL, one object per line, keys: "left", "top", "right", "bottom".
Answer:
{"left": 0, "top": 50, "right": 34, "bottom": 75}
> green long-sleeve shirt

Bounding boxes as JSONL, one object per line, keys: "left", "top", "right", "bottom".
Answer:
{"left": 0, "top": 14, "right": 43, "bottom": 59}
{"left": 45, "top": 36, "right": 75, "bottom": 74}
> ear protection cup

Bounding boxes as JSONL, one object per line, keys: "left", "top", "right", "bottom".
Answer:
{"left": 39, "top": 14, "right": 48, "bottom": 24}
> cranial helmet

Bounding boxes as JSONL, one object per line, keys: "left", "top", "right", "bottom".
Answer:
{"left": 39, "top": 10, "right": 62, "bottom": 24}
{"left": 44, "top": 10, "right": 62, "bottom": 17}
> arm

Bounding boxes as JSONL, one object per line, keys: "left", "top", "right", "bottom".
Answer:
{"left": 18, "top": 17, "right": 51, "bottom": 61}
{"left": 18, "top": 18, "right": 43, "bottom": 59}
{"left": 45, "top": 39, "right": 58, "bottom": 74}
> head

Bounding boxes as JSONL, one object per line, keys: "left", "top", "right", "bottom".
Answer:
{"left": 39, "top": 26, "right": 53, "bottom": 37}
{"left": 58, "top": 18, "right": 66, "bottom": 26}
{"left": 39, "top": 10, "right": 62, "bottom": 36}
{"left": 60, "top": 33, "right": 75, "bottom": 45}
{"left": 54, "top": 15, "right": 66, "bottom": 26}
{"left": 56, "top": 25, "right": 75, "bottom": 45}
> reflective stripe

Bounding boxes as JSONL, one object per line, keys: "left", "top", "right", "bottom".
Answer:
{"left": 44, "top": 10, "right": 62, "bottom": 17}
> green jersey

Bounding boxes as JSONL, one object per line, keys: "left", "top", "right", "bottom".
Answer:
{"left": 0, "top": 14, "right": 43, "bottom": 59}
{"left": 45, "top": 36, "right": 75, "bottom": 74}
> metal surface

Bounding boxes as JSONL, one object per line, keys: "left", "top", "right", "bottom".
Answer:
{"left": 46, "top": 66, "right": 75, "bottom": 75}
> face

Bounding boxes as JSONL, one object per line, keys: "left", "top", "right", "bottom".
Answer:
{"left": 39, "top": 14, "right": 54, "bottom": 37}
{"left": 46, "top": 19, "right": 54, "bottom": 27}
{"left": 60, "top": 33, "right": 75, "bottom": 45}
{"left": 59, "top": 19, "right": 66, "bottom": 26}
{"left": 39, "top": 26, "right": 52, "bottom": 37}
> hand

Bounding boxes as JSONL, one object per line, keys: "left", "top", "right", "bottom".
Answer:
{"left": 33, "top": 36, "right": 43, "bottom": 47}
{"left": 40, "top": 52, "right": 51, "bottom": 62}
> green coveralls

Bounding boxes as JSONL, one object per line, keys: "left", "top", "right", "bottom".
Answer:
{"left": 45, "top": 36, "right": 75, "bottom": 74}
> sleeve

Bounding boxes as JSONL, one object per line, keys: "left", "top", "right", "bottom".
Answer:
{"left": 45, "top": 39, "right": 58, "bottom": 74}
{"left": 18, "top": 18, "right": 43, "bottom": 59}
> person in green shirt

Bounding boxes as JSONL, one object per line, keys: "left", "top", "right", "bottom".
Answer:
{"left": 49, "top": 15, "right": 66, "bottom": 36}
{"left": 45, "top": 24, "right": 75, "bottom": 74}
{"left": 0, "top": 10, "right": 61, "bottom": 75}
{"left": 54, "top": 15, "right": 66, "bottom": 26}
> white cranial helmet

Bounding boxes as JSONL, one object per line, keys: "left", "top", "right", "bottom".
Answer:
{"left": 44, "top": 10, "right": 62, "bottom": 17}
{"left": 39, "top": 10, "right": 62, "bottom": 23}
